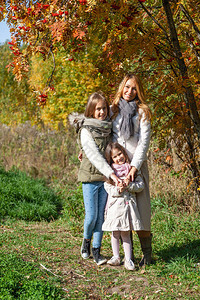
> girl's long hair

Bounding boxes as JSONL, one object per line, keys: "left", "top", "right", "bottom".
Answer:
{"left": 111, "top": 73, "right": 151, "bottom": 121}
{"left": 105, "top": 142, "right": 130, "bottom": 165}
{"left": 105, "top": 142, "right": 130, "bottom": 185}
{"left": 84, "top": 91, "right": 110, "bottom": 118}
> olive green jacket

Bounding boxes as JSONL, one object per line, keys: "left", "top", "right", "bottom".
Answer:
{"left": 78, "top": 118, "right": 112, "bottom": 182}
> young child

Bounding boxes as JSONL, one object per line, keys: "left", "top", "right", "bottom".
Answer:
{"left": 77, "top": 92, "right": 120, "bottom": 265}
{"left": 102, "top": 142, "right": 144, "bottom": 270}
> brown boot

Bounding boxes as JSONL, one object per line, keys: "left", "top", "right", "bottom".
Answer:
{"left": 138, "top": 234, "right": 152, "bottom": 267}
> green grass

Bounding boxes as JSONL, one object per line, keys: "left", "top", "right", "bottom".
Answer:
{"left": 0, "top": 167, "right": 62, "bottom": 222}
{"left": 0, "top": 184, "right": 199, "bottom": 299}
{"left": 0, "top": 162, "right": 199, "bottom": 298}
{"left": 0, "top": 253, "right": 64, "bottom": 299}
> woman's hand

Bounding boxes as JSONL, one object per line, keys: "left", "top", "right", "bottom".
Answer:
{"left": 126, "top": 166, "right": 137, "bottom": 182}
{"left": 110, "top": 173, "right": 122, "bottom": 186}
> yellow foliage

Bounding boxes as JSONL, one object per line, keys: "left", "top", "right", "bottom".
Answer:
{"left": 28, "top": 49, "right": 101, "bottom": 128}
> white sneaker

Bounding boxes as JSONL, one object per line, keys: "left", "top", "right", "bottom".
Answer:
{"left": 124, "top": 259, "right": 135, "bottom": 271}
{"left": 107, "top": 256, "right": 120, "bottom": 266}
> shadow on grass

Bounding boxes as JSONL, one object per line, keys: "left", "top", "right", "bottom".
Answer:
{"left": 156, "top": 239, "right": 200, "bottom": 262}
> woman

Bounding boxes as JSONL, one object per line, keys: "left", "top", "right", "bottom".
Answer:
{"left": 111, "top": 73, "right": 152, "bottom": 266}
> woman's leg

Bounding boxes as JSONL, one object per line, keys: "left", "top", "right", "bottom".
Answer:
{"left": 137, "top": 231, "right": 151, "bottom": 238}
{"left": 136, "top": 161, "right": 152, "bottom": 266}
{"left": 137, "top": 231, "right": 152, "bottom": 266}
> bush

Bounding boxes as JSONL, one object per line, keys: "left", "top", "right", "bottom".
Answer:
{"left": 0, "top": 167, "right": 62, "bottom": 221}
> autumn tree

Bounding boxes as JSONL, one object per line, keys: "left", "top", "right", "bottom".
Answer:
{"left": 0, "top": 42, "right": 34, "bottom": 125}
{"left": 0, "top": 0, "right": 200, "bottom": 201}
{"left": 29, "top": 49, "right": 103, "bottom": 128}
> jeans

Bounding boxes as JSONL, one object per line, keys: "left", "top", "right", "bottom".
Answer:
{"left": 82, "top": 181, "right": 107, "bottom": 248}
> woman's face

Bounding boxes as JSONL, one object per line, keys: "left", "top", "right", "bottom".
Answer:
{"left": 93, "top": 100, "right": 108, "bottom": 120}
{"left": 122, "top": 78, "right": 137, "bottom": 102}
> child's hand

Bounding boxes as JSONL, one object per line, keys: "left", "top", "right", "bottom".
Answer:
{"left": 117, "top": 181, "right": 127, "bottom": 193}
{"left": 117, "top": 181, "right": 124, "bottom": 188}
{"left": 78, "top": 151, "right": 82, "bottom": 162}
{"left": 123, "top": 178, "right": 130, "bottom": 187}
{"left": 118, "top": 185, "right": 126, "bottom": 193}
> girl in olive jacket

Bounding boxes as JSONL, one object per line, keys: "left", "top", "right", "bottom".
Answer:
{"left": 78, "top": 92, "right": 120, "bottom": 266}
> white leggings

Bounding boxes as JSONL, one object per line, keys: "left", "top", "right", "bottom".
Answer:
{"left": 111, "top": 231, "right": 132, "bottom": 261}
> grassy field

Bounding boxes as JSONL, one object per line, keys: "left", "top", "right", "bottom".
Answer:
{"left": 0, "top": 123, "right": 199, "bottom": 299}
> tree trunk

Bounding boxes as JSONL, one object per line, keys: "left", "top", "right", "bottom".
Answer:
{"left": 162, "top": 0, "right": 200, "bottom": 204}
{"left": 162, "top": 0, "right": 200, "bottom": 141}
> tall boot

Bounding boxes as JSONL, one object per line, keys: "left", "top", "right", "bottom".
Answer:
{"left": 138, "top": 234, "right": 152, "bottom": 267}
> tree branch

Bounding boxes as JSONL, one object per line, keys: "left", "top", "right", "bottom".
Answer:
{"left": 138, "top": 1, "right": 171, "bottom": 45}
{"left": 46, "top": 46, "right": 56, "bottom": 87}
{"left": 179, "top": 4, "right": 200, "bottom": 40}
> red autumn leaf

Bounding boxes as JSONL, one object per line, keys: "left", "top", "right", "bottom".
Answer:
{"left": 79, "top": 0, "right": 87, "bottom": 4}
{"left": 43, "top": 4, "right": 50, "bottom": 9}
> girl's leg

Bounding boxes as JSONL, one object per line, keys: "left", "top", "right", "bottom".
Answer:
{"left": 121, "top": 231, "right": 132, "bottom": 261}
{"left": 82, "top": 182, "right": 107, "bottom": 265}
{"left": 107, "top": 231, "right": 121, "bottom": 266}
{"left": 82, "top": 182, "right": 99, "bottom": 240}
{"left": 121, "top": 231, "right": 135, "bottom": 270}
{"left": 92, "top": 182, "right": 107, "bottom": 248}
{"left": 111, "top": 231, "right": 121, "bottom": 258}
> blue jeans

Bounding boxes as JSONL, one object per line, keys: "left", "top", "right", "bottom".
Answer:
{"left": 82, "top": 181, "right": 107, "bottom": 248}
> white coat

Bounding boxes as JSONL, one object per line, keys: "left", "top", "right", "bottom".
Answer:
{"left": 102, "top": 175, "right": 145, "bottom": 232}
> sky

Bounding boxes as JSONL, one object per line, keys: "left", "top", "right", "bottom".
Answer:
{"left": 0, "top": 20, "right": 11, "bottom": 44}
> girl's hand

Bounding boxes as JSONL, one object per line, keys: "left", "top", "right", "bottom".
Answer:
{"left": 78, "top": 151, "right": 82, "bottom": 162}
{"left": 110, "top": 173, "right": 122, "bottom": 186}
{"left": 118, "top": 186, "right": 126, "bottom": 193}
{"left": 123, "top": 177, "right": 130, "bottom": 187}
{"left": 126, "top": 166, "right": 137, "bottom": 182}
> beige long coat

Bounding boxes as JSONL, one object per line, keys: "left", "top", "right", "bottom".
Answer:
{"left": 112, "top": 108, "right": 151, "bottom": 231}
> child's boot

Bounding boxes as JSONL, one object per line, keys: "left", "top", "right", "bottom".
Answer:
{"left": 138, "top": 234, "right": 152, "bottom": 267}
{"left": 92, "top": 247, "right": 107, "bottom": 265}
{"left": 81, "top": 238, "right": 91, "bottom": 259}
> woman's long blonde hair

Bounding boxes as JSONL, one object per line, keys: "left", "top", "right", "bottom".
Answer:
{"left": 111, "top": 73, "right": 151, "bottom": 121}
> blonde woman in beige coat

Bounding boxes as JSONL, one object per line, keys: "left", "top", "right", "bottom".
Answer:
{"left": 111, "top": 73, "right": 152, "bottom": 267}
